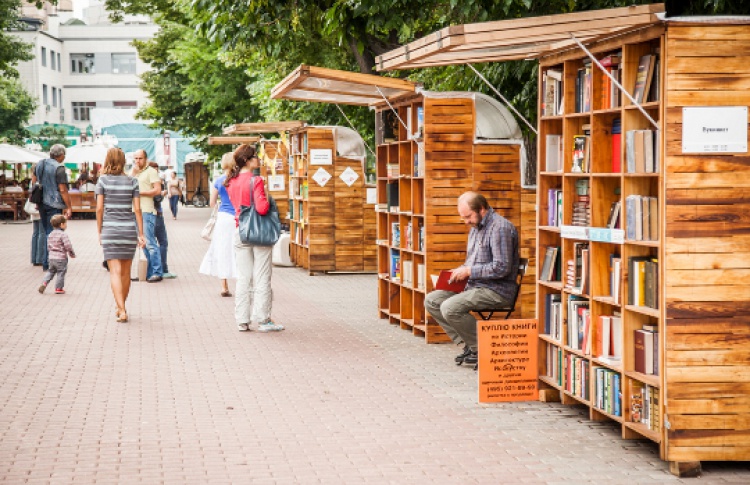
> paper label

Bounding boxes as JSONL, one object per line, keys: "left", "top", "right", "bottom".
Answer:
{"left": 339, "top": 167, "right": 359, "bottom": 187}
{"left": 312, "top": 167, "right": 332, "bottom": 187}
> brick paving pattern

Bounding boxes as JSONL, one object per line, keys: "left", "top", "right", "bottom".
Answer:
{"left": 1, "top": 210, "right": 748, "bottom": 483}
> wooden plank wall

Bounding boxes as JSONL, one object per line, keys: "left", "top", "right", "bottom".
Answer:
{"left": 664, "top": 24, "right": 750, "bottom": 463}
{"left": 334, "top": 156, "right": 365, "bottom": 272}
{"left": 306, "top": 128, "right": 336, "bottom": 272}
{"left": 424, "top": 97, "right": 475, "bottom": 342}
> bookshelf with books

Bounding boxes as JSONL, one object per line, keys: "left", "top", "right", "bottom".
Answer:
{"left": 287, "top": 126, "right": 376, "bottom": 274}
{"left": 377, "top": 4, "right": 750, "bottom": 474}
{"left": 537, "top": 31, "right": 666, "bottom": 457}
{"left": 376, "top": 93, "right": 534, "bottom": 343}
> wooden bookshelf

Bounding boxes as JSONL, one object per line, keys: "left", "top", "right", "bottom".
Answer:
{"left": 287, "top": 126, "right": 376, "bottom": 274}
{"left": 375, "top": 94, "right": 536, "bottom": 343}
{"left": 258, "top": 138, "right": 290, "bottom": 226}
{"left": 535, "top": 20, "right": 750, "bottom": 473}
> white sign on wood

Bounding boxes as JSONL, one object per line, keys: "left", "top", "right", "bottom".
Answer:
{"left": 312, "top": 167, "right": 332, "bottom": 187}
{"left": 339, "top": 167, "right": 359, "bottom": 187}
{"left": 268, "top": 175, "right": 285, "bottom": 192}
{"left": 682, "top": 106, "right": 748, "bottom": 153}
{"left": 366, "top": 187, "right": 377, "bottom": 205}
{"left": 310, "top": 148, "right": 333, "bottom": 165}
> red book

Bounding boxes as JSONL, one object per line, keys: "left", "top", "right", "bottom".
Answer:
{"left": 433, "top": 270, "right": 468, "bottom": 293}
{"left": 612, "top": 132, "right": 621, "bottom": 172}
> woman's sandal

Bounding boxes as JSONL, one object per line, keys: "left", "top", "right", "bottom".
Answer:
{"left": 220, "top": 290, "right": 232, "bottom": 297}
{"left": 116, "top": 308, "right": 128, "bottom": 323}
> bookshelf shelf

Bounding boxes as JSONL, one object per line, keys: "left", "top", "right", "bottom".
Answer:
{"left": 288, "top": 126, "right": 376, "bottom": 273}
{"left": 591, "top": 357, "right": 622, "bottom": 373}
{"left": 562, "top": 390, "right": 591, "bottom": 407}
{"left": 623, "top": 421, "right": 661, "bottom": 443}
{"left": 625, "top": 240, "right": 659, "bottom": 248}
{"left": 539, "top": 375, "right": 562, "bottom": 390}
{"left": 625, "top": 370, "right": 660, "bottom": 388}
{"left": 376, "top": 93, "right": 535, "bottom": 343}
{"left": 593, "top": 296, "right": 620, "bottom": 307}
{"left": 539, "top": 334, "right": 562, "bottom": 346}
{"left": 539, "top": 281, "right": 563, "bottom": 291}
{"left": 539, "top": 226, "right": 561, "bottom": 233}
{"left": 592, "top": 406, "right": 624, "bottom": 424}
{"left": 624, "top": 305, "right": 659, "bottom": 318}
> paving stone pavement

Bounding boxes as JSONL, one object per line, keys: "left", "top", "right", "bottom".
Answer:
{"left": 1, "top": 209, "right": 749, "bottom": 484}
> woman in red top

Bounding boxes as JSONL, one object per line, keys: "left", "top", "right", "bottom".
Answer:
{"left": 225, "top": 144, "right": 284, "bottom": 333}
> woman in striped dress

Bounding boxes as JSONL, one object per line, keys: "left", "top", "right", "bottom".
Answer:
{"left": 95, "top": 148, "right": 145, "bottom": 323}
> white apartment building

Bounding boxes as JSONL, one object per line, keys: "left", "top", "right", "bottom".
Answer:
{"left": 14, "top": 1, "right": 158, "bottom": 131}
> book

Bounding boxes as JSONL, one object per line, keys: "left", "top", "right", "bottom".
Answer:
{"left": 611, "top": 118, "right": 622, "bottom": 173}
{"left": 540, "top": 246, "right": 559, "bottom": 281}
{"left": 633, "top": 54, "right": 655, "bottom": 104}
{"left": 544, "top": 293, "right": 562, "bottom": 335}
{"left": 572, "top": 135, "right": 587, "bottom": 173}
{"left": 606, "top": 200, "right": 621, "bottom": 229}
{"left": 595, "top": 315, "right": 611, "bottom": 358}
{"left": 648, "top": 197, "right": 658, "bottom": 241}
{"left": 430, "top": 271, "right": 468, "bottom": 293}
{"left": 634, "top": 329, "right": 656, "bottom": 374}
{"left": 545, "top": 134, "right": 563, "bottom": 172}
{"left": 610, "top": 315, "right": 623, "bottom": 361}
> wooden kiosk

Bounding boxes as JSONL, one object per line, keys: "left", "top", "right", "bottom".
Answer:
{"left": 379, "top": 4, "right": 750, "bottom": 474}
{"left": 272, "top": 66, "right": 535, "bottom": 343}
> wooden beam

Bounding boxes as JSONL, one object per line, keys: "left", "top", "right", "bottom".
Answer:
{"left": 223, "top": 121, "right": 305, "bottom": 135}
{"left": 208, "top": 136, "right": 261, "bottom": 145}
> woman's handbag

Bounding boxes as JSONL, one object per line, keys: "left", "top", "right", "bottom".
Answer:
{"left": 238, "top": 176, "right": 281, "bottom": 246}
{"left": 24, "top": 198, "right": 39, "bottom": 216}
{"left": 29, "top": 161, "right": 45, "bottom": 205}
{"left": 201, "top": 203, "right": 219, "bottom": 241}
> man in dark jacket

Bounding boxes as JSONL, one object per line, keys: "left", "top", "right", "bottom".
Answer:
{"left": 35, "top": 144, "right": 72, "bottom": 271}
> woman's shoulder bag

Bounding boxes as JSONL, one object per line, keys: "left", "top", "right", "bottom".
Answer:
{"left": 238, "top": 176, "right": 281, "bottom": 246}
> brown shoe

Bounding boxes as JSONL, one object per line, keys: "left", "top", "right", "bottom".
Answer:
{"left": 221, "top": 290, "right": 232, "bottom": 297}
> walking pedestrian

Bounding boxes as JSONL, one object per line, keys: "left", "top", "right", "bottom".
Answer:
{"left": 199, "top": 152, "right": 237, "bottom": 297}
{"left": 27, "top": 164, "right": 46, "bottom": 266}
{"left": 149, "top": 161, "right": 176, "bottom": 279}
{"left": 225, "top": 144, "right": 283, "bottom": 332}
{"left": 131, "top": 149, "right": 163, "bottom": 282}
{"left": 35, "top": 144, "right": 73, "bottom": 271}
{"left": 166, "top": 171, "right": 181, "bottom": 219}
{"left": 38, "top": 214, "right": 75, "bottom": 295}
{"left": 96, "top": 148, "right": 145, "bottom": 323}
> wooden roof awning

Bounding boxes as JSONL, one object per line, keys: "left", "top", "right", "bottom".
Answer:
{"left": 376, "top": 4, "right": 664, "bottom": 70}
{"left": 208, "top": 135, "right": 261, "bottom": 145}
{"left": 271, "top": 64, "right": 418, "bottom": 106}
{"left": 223, "top": 121, "right": 306, "bottom": 135}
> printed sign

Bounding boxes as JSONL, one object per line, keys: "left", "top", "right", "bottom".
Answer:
{"left": 366, "top": 187, "right": 377, "bottom": 205}
{"left": 682, "top": 106, "right": 748, "bottom": 153}
{"left": 310, "top": 148, "right": 333, "bottom": 165}
{"left": 339, "top": 167, "right": 359, "bottom": 187}
{"left": 268, "top": 175, "right": 285, "bottom": 192}
{"left": 312, "top": 167, "right": 332, "bottom": 187}
{"left": 478, "top": 319, "right": 539, "bottom": 403}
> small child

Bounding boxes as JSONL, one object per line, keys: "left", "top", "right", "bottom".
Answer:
{"left": 39, "top": 214, "right": 76, "bottom": 295}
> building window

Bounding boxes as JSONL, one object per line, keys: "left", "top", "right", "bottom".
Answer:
{"left": 113, "top": 101, "right": 137, "bottom": 109}
{"left": 42, "top": 84, "right": 48, "bottom": 105}
{"left": 57, "top": 53, "right": 61, "bottom": 72}
{"left": 72, "top": 102, "right": 96, "bottom": 121}
{"left": 41, "top": 47, "right": 47, "bottom": 67}
{"left": 70, "top": 54, "right": 95, "bottom": 74}
{"left": 52, "top": 87, "right": 57, "bottom": 107}
{"left": 111, "top": 53, "right": 136, "bottom": 74}
{"left": 51, "top": 50, "right": 56, "bottom": 70}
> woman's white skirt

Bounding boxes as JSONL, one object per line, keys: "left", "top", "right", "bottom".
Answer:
{"left": 199, "top": 211, "right": 237, "bottom": 279}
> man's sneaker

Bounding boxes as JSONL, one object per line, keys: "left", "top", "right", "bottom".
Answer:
{"left": 258, "top": 321, "right": 285, "bottom": 332}
{"left": 38, "top": 282, "right": 47, "bottom": 294}
{"left": 162, "top": 272, "right": 177, "bottom": 279}
{"left": 463, "top": 351, "right": 478, "bottom": 365}
{"left": 455, "top": 346, "right": 471, "bottom": 364}
{"left": 147, "top": 275, "right": 163, "bottom": 283}
{"left": 55, "top": 288, "right": 65, "bottom": 295}
{"left": 238, "top": 323, "right": 249, "bottom": 332}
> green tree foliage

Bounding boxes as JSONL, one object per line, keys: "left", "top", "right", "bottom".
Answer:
{"left": 0, "top": 77, "right": 36, "bottom": 142}
{"left": 28, "top": 126, "right": 71, "bottom": 151}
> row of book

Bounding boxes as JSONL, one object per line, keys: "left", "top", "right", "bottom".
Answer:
{"left": 390, "top": 222, "right": 426, "bottom": 251}
{"left": 565, "top": 354, "right": 591, "bottom": 401}
{"left": 289, "top": 178, "right": 309, "bottom": 199}
{"left": 634, "top": 325, "right": 659, "bottom": 375}
{"left": 386, "top": 164, "right": 399, "bottom": 178}
{"left": 625, "top": 195, "right": 658, "bottom": 241}
{"left": 413, "top": 147, "right": 425, "bottom": 178}
{"left": 628, "top": 256, "right": 658, "bottom": 309}
{"left": 539, "top": 246, "right": 561, "bottom": 282}
{"left": 546, "top": 189, "right": 562, "bottom": 227}
{"left": 287, "top": 200, "right": 304, "bottom": 222}
{"left": 632, "top": 383, "right": 660, "bottom": 431}
{"left": 289, "top": 133, "right": 308, "bottom": 155}
{"left": 625, "top": 129, "right": 660, "bottom": 173}
{"left": 566, "top": 242, "right": 588, "bottom": 295}
{"left": 594, "top": 368, "right": 622, "bottom": 417}
{"left": 545, "top": 345, "right": 563, "bottom": 387}
{"left": 391, "top": 255, "right": 427, "bottom": 291}
{"left": 571, "top": 179, "right": 590, "bottom": 227}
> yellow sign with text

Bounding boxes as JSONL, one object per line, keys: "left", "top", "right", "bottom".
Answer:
{"left": 478, "top": 318, "right": 539, "bottom": 403}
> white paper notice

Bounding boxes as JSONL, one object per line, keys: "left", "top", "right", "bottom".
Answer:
{"left": 339, "top": 167, "right": 359, "bottom": 187}
{"left": 312, "top": 167, "right": 332, "bottom": 187}
{"left": 366, "top": 187, "right": 377, "bottom": 204}
{"left": 310, "top": 148, "right": 333, "bottom": 165}
{"left": 268, "top": 175, "right": 285, "bottom": 192}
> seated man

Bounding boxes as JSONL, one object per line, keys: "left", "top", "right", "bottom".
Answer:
{"left": 424, "top": 191, "right": 520, "bottom": 366}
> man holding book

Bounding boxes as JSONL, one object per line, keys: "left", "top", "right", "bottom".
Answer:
{"left": 425, "top": 192, "right": 520, "bottom": 367}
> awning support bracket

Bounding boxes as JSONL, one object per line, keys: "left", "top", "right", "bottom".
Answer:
{"left": 569, "top": 33, "right": 659, "bottom": 130}
{"left": 335, "top": 104, "right": 376, "bottom": 159}
{"left": 465, "top": 63, "right": 538, "bottom": 136}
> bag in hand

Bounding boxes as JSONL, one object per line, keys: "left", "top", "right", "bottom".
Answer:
{"left": 238, "top": 176, "right": 281, "bottom": 246}
{"left": 201, "top": 204, "right": 218, "bottom": 241}
{"left": 30, "top": 160, "right": 45, "bottom": 205}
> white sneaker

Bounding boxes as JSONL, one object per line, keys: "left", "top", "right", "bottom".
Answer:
{"left": 257, "top": 321, "right": 284, "bottom": 332}
{"left": 238, "top": 323, "right": 249, "bottom": 332}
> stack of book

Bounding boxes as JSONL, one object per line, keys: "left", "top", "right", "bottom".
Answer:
{"left": 543, "top": 293, "right": 563, "bottom": 341}
{"left": 631, "top": 383, "right": 660, "bottom": 431}
{"left": 566, "top": 242, "right": 589, "bottom": 295}
{"left": 594, "top": 368, "right": 621, "bottom": 416}
{"left": 572, "top": 180, "right": 590, "bottom": 226}
{"left": 625, "top": 195, "right": 658, "bottom": 241}
{"left": 542, "top": 69, "right": 563, "bottom": 116}
{"left": 593, "top": 314, "right": 623, "bottom": 363}
{"left": 628, "top": 256, "right": 658, "bottom": 309}
{"left": 625, "top": 129, "right": 660, "bottom": 173}
{"left": 567, "top": 297, "right": 590, "bottom": 351}
{"left": 566, "top": 354, "right": 590, "bottom": 400}
{"left": 545, "top": 345, "right": 563, "bottom": 386}
{"left": 599, "top": 53, "right": 622, "bottom": 109}
{"left": 634, "top": 324, "right": 659, "bottom": 375}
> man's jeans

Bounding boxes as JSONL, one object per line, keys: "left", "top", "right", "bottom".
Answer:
{"left": 31, "top": 219, "right": 47, "bottom": 265}
{"left": 142, "top": 212, "right": 163, "bottom": 279}
{"left": 154, "top": 213, "right": 169, "bottom": 273}
{"left": 424, "top": 288, "right": 509, "bottom": 352}
{"left": 39, "top": 204, "right": 62, "bottom": 270}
